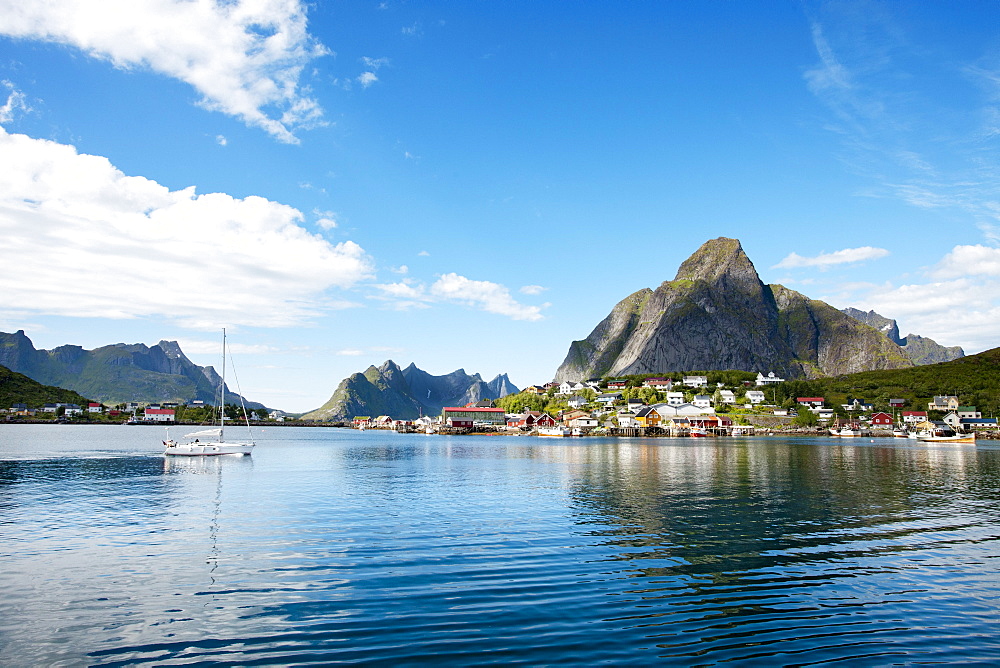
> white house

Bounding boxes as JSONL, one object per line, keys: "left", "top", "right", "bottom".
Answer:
{"left": 616, "top": 411, "right": 640, "bottom": 428}
{"left": 568, "top": 416, "right": 599, "bottom": 429}
{"left": 143, "top": 408, "right": 175, "bottom": 422}
{"left": 558, "top": 381, "right": 586, "bottom": 395}
{"left": 902, "top": 411, "right": 927, "bottom": 424}
{"left": 756, "top": 372, "right": 785, "bottom": 386}
{"left": 717, "top": 390, "right": 736, "bottom": 405}
{"left": 745, "top": 390, "right": 765, "bottom": 405}
{"left": 683, "top": 375, "right": 708, "bottom": 388}
{"left": 666, "top": 391, "right": 685, "bottom": 406}
{"left": 642, "top": 378, "right": 672, "bottom": 389}
{"left": 692, "top": 395, "right": 713, "bottom": 409}
{"left": 957, "top": 406, "right": 981, "bottom": 419}
{"left": 567, "top": 395, "right": 589, "bottom": 409}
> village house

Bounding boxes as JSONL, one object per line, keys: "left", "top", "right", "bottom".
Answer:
{"left": 902, "top": 411, "right": 927, "bottom": 425}
{"left": 62, "top": 404, "right": 83, "bottom": 416}
{"left": 942, "top": 412, "right": 962, "bottom": 431}
{"left": 692, "top": 395, "right": 713, "bottom": 409}
{"left": 616, "top": 411, "right": 640, "bottom": 428}
{"left": 717, "top": 390, "right": 736, "bottom": 405}
{"left": 633, "top": 405, "right": 663, "bottom": 428}
{"left": 666, "top": 391, "right": 685, "bottom": 406}
{"left": 961, "top": 417, "right": 998, "bottom": 431}
{"left": 755, "top": 372, "right": 784, "bottom": 386}
{"left": 626, "top": 397, "right": 645, "bottom": 412}
{"left": 815, "top": 408, "right": 835, "bottom": 422}
{"left": 606, "top": 380, "right": 628, "bottom": 390}
{"left": 797, "top": 397, "right": 825, "bottom": 409}
{"left": 745, "top": 390, "right": 765, "bottom": 405}
{"left": 524, "top": 385, "right": 546, "bottom": 395}
{"left": 642, "top": 378, "right": 672, "bottom": 389}
{"left": 596, "top": 392, "right": 622, "bottom": 405}
{"left": 957, "top": 406, "right": 981, "bottom": 419}
{"left": 88, "top": 403, "right": 103, "bottom": 413}
{"left": 568, "top": 415, "right": 599, "bottom": 430}
{"left": 143, "top": 408, "right": 175, "bottom": 422}
{"left": 442, "top": 406, "right": 506, "bottom": 428}
{"left": 928, "top": 395, "right": 960, "bottom": 412}
{"left": 683, "top": 375, "right": 708, "bottom": 388}
{"left": 558, "top": 381, "right": 587, "bottom": 395}
{"left": 869, "top": 412, "right": 893, "bottom": 427}
{"left": 657, "top": 402, "right": 711, "bottom": 417}
{"left": 567, "top": 395, "right": 589, "bottom": 409}
{"left": 889, "top": 399, "right": 906, "bottom": 408}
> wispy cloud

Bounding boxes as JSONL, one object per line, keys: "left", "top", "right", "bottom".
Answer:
{"left": 0, "top": 80, "right": 30, "bottom": 123}
{"left": 0, "top": 127, "right": 374, "bottom": 328}
{"left": 803, "top": 9, "right": 1000, "bottom": 235}
{"left": 371, "top": 274, "right": 546, "bottom": 321}
{"left": 773, "top": 246, "right": 889, "bottom": 269}
{"left": 519, "top": 284, "right": 547, "bottom": 295}
{"left": 0, "top": 0, "right": 328, "bottom": 143}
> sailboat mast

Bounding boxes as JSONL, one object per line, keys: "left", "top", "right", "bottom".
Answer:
{"left": 220, "top": 327, "right": 226, "bottom": 441}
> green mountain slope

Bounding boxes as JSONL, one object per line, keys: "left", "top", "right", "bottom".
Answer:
{"left": 773, "top": 346, "right": 1000, "bottom": 414}
{"left": 0, "top": 365, "right": 92, "bottom": 409}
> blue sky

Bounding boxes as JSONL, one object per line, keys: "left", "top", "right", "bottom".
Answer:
{"left": 1, "top": 1, "right": 999, "bottom": 412}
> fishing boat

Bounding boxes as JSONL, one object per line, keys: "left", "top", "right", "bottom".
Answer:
{"left": 917, "top": 432, "right": 975, "bottom": 444}
{"left": 892, "top": 426, "right": 908, "bottom": 438}
{"left": 837, "top": 424, "right": 864, "bottom": 437}
{"left": 163, "top": 329, "right": 255, "bottom": 457}
{"left": 690, "top": 426, "right": 709, "bottom": 437}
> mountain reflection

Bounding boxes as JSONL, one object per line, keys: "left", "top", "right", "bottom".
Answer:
{"left": 563, "top": 440, "right": 999, "bottom": 581}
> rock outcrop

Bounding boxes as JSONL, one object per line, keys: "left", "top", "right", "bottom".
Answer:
{"left": 554, "top": 237, "right": 915, "bottom": 381}
{"left": 302, "top": 361, "right": 519, "bottom": 421}
{"left": 841, "top": 308, "right": 964, "bottom": 365}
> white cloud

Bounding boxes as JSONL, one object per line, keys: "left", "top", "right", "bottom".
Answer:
{"left": 0, "top": 0, "right": 328, "bottom": 143}
{"left": 313, "top": 209, "right": 338, "bottom": 230}
{"left": 360, "top": 56, "right": 389, "bottom": 70}
{"left": 336, "top": 349, "right": 364, "bottom": 356}
{"left": 357, "top": 72, "right": 378, "bottom": 88}
{"left": 430, "top": 273, "right": 544, "bottom": 321}
{"left": 773, "top": 246, "right": 890, "bottom": 269}
{"left": 417, "top": 250, "right": 430, "bottom": 256}
{"left": 0, "top": 79, "right": 30, "bottom": 123}
{"left": 931, "top": 245, "right": 1000, "bottom": 279}
{"left": 371, "top": 274, "right": 545, "bottom": 321}
{"left": 519, "top": 284, "right": 546, "bottom": 295}
{"left": 0, "top": 127, "right": 374, "bottom": 328}
{"left": 215, "top": 134, "right": 227, "bottom": 146}
{"left": 176, "top": 338, "right": 277, "bottom": 355}
{"left": 390, "top": 265, "right": 409, "bottom": 274}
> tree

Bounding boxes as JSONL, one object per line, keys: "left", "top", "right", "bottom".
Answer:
{"left": 794, "top": 409, "right": 819, "bottom": 427}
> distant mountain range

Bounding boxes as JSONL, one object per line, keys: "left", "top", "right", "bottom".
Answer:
{"left": 302, "top": 360, "right": 519, "bottom": 421}
{"left": 0, "top": 330, "right": 262, "bottom": 408}
{"left": 840, "top": 308, "right": 964, "bottom": 365}
{"left": 554, "top": 237, "right": 959, "bottom": 382}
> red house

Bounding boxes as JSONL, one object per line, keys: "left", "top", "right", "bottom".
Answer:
{"left": 869, "top": 412, "right": 893, "bottom": 426}
{"left": 607, "top": 380, "right": 628, "bottom": 390}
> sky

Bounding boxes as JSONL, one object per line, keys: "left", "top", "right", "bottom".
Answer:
{"left": 1, "top": 1, "right": 999, "bottom": 412}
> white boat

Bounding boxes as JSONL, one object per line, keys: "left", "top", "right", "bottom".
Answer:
{"left": 690, "top": 426, "right": 709, "bottom": 437}
{"left": 537, "top": 426, "right": 570, "bottom": 437}
{"left": 164, "top": 329, "right": 255, "bottom": 457}
{"left": 837, "top": 424, "right": 864, "bottom": 437}
{"left": 918, "top": 432, "right": 975, "bottom": 444}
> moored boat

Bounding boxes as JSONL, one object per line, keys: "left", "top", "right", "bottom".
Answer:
{"left": 918, "top": 432, "right": 975, "bottom": 444}
{"left": 537, "top": 426, "right": 570, "bottom": 437}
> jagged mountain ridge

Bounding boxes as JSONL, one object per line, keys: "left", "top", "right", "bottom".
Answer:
{"left": 0, "top": 330, "right": 262, "bottom": 408}
{"left": 302, "top": 360, "right": 519, "bottom": 421}
{"left": 841, "top": 308, "right": 964, "bottom": 365}
{"left": 554, "top": 237, "right": 917, "bottom": 381}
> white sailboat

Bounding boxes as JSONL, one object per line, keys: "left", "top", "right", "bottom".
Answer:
{"left": 164, "top": 329, "right": 255, "bottom": 457}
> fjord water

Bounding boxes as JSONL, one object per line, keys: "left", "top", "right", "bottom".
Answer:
{"left": 2, "top": 426, "right": 999, "bottom": 665}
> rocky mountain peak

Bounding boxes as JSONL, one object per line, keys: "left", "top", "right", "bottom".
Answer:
{"left": 672, "top": 237, "right": 762, "bottom": 295}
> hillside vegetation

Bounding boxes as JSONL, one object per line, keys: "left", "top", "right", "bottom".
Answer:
{"left": 0, "top": 364, "right": 92, "bottom": 408}
{"left": 770, "top": 346, "right": 1000, "bottom": 414}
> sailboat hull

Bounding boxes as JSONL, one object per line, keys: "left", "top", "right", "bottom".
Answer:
{"left": 164, "top": 441, "right": 253, "bottom": 456}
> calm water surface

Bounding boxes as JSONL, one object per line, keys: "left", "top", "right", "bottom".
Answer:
{"left": 1, "top": 425, "right": 999, "bottom": 665}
